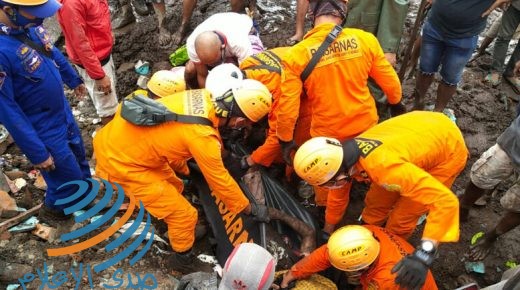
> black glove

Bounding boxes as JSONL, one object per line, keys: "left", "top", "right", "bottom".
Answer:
{"left": 250, "top": 203, "right": 270, "bottom": 223}
{"left": 240, "top": 155, "right": 251, "bottom": 170}
{"left": 279, "top": 139, "right": 297, "bottom": 166}
{"left": 389, "top": 102, "right": 407, "bottom": 117}
{"left": 391, "top": 249, "right": 434, "bottom": 290}
{"left": 222, "top": 153, "right": 248, "bottom": 179}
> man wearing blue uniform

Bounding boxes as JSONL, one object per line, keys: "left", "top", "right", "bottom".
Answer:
{"left": 0, "top": 0, "right": 91, "bottom": 224}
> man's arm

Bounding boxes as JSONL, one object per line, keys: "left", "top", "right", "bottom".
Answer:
{"left": 371, "top": 161, "right": 459, "bottom": 243}
{"left": 189, "top": 134, "right": 250, "bottom": 214}
{"left": 194, "top": 62, "right": 209, "bottom": 88}
{"left": 367, "top": 34, "right": 402, "bottom": 105}
{"left": 281, "top": 245, "right": 332, "bottom": 287}
{"left": 0, "top": 61, "right": 50, "bottom": 165}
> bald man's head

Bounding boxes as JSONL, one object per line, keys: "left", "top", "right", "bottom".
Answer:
{"left": 195, "top": 31, "right": 225, "bottom": 65}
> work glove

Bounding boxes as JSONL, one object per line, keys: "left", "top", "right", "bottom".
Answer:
{"left": 279, "top": 139, "right": 297, "bottom": 166}
{"left": 389, "top": 102, "right": 407, "bottom": 117}
{"left": 222, "top": 153, "right": 248, "bottom": 179}
{"left": 391, "top": 249, "right": 434, "bottom": 290}
{"left": 250, "top": 203, "right": 270, "bottom": 223}
{"left": 240, "top": 155, "right": 251, "bottom": 170}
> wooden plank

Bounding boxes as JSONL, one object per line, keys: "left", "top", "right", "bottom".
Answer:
{"left": 0, "top": 203, "right": 42, "bottom": 233}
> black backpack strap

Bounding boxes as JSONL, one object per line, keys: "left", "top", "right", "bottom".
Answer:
{"left": 300, "top": 25, "right": 343, "bottom": 83}
{"left": 247, "top": 50, "right": 283, "bottom": 75}
{"left": 158, "top": 112, "right": 214, "bottom": 126}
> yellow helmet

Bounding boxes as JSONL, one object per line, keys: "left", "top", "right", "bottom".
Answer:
{"left": 206, "top": 63, "right": 244, "bottom": 98}
{"left": 232, "top": 79, "right": 272, "bottom": 122}
{"left": 327, "top": 225, "right": 380, "bottom": 272}
{"left": 293, "top": 137, "right": 343, "bottom": 186}
{"left": 147, "top": 69, "right": 186, "bottom": 98}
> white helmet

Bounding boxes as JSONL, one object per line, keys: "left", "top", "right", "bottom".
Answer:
{"left": 206, "top": 63, "right": 244, "bottom": 98}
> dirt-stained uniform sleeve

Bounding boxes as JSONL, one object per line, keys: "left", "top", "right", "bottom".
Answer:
{"left": 290, "top": 245, "right": 332, "bottom": 279}
{"left": 189, "top": 134, "right": 250, "bottom": 214}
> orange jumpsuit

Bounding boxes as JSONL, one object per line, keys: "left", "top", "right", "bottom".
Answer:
{"left": 289, "top": 225, "right": 438, "bottom": 290}
{"left": 327, "top": 111, "right": 468, "bottom": 242}
{"left": 276, "top": 24, "right": 401, "bottom": 209}
{"left": 240, "top": 47, "right": 312, "bottom": 167}
{"left": 93, "top": 89, "right": 250, "bottom": 252}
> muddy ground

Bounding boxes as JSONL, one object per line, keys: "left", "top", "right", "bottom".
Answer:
{"left": 1, "top": 0, "right": 520, "bottom": 289}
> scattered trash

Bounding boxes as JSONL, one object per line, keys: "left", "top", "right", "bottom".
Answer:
{"left": 4, "top": 170, "right": 26, "bottom": 180}
{"left": 90, "top": 215, "right": 104, "bottom": 223}
{"left": 33, "top": 173, "right": 47, "bottom": 190}
{"left": 134, "top": 60, "right": 150, "bottom": 75}
{"left": 169, "top": 44, "right": 189, "bottom": 67}
{"left": 197, "top": 254, "right": 217, "bottom": 264}
{"left": 0, "top": 203, "right": 42, "bottom": 233}
{"left": 73, "top": 210, "right": 86, "bottom": 217}
{"left": 72, "top": 109, "right": 81, "bottom": 117}
{"left": 465, "top": 261, "right": 485, "bottom": 274}
{"left": 471, "top": 232, "right": 485, "bottom": 245}
{"left": 0, "top": 125, "right": 9, "bottom": 143}
{"left": 0, "top": 190, "right": 17, "bottom": 211}
{"left": 32, "top": 223, "right": 57, "bottom": 242}
{"left": 8, "top": 216, "right": 38, "bottom": 233}
{"left": 92, "top": 118, "right": 102, "bottom": 125}
{"left": 13, "top": 178, "right": 27, "bottom": 190}
{"left": 118, "top": 221, "right": 168, "bottom": 244}
{"left": 6, "top": 284, "right": 20, "bottom": 290}
{"left": 136, "top": 75, "right": 149, "bottom": 89}
{"left": 179, "top": 272, "right": 218, "bottom": 289}
{"left": 505, "top": 261, "right": 518, "bottom": 269}
{"left": 425, "top": 105, "right": 457, "bottom": 123}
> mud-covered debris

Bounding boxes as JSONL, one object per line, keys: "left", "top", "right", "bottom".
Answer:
{"left": 13, "top": 178, "right": 27, "bottom": 190}
{"left": 33, "top": 174, "right": 47, "bottom": 190}
{"left": 8, "top": 216, "right": 38, "bottom": 233}
{"left": 0, "top": 261, "right": 33, "bottom": 283}
{"left": 4, "top": 170, "right": 26, "bottom": 180}
{"left": 32, "top": 223, "right": 57, "bottom": 242}
{"left": 137, "top": 75, "right": 150, "bottom": 89}
{"left": 465, "top": 261, "right": 485, "bottom": 274}
{"left": 0, "top": 190, "right": 17, "bottom": 211}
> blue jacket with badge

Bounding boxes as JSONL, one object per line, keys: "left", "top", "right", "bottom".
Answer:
{"left": 0, "top": 24, "right": 82, "bottom": 165}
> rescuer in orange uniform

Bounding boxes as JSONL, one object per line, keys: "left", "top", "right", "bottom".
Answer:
{"left": 93, "top": 79, "right": 272, "bottom": 273}
{"left": 275, "top": 0, "right": 404, "bottom": 219}
{"left": 293, "top": 111, "right": 468, "bottom": 289}
{"left": 237, "top": 48, "right": 312, "bottom": 168}
{"left": 280, "top": 225, "right": 438, "bottom": 289}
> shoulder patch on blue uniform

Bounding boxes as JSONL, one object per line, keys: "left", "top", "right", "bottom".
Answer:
{"left": 16, "top": 44, "right": 42, "bottom": 73}
{"left": 35, "top": 26, "right": 53, "bottom": 51}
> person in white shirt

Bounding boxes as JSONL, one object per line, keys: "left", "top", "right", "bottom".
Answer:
{"left": 184, "top": 12, "right": 264, "bottom": 89}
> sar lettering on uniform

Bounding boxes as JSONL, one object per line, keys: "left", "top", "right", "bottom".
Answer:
{"left": 309, "top": 35, "right": 362, "bottom": 68}
{"left": 187, "top": 90, "right": 206, "bottom": 116}
{"left": 355, "top": 137, "right": 382, "bottom": 157}
{"left": 211, "top": 191, "right": 253, "bottom": 246}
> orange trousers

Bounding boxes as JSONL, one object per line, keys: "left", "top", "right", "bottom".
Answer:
{"left": 97, "top": 169, "right": 197, "bottom": 252}
{"left": 362, "top": 155, "right": 466, "bottom": 239}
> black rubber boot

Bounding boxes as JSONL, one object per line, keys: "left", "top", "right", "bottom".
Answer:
{"left": 167, "top": 250, "right": 214, "bottom": 274}
{"left": 38, "top": 204, "right": 73, "bottom": 227}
